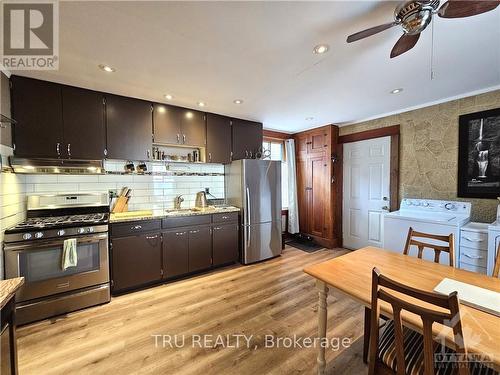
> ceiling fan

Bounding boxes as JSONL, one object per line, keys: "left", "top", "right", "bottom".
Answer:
{"left": 346, "top": 0, "right": 500, "bottom": 58}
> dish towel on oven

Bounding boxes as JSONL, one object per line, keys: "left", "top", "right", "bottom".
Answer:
{"left": 62, "top": 238, "right": 78, "bottom": 270}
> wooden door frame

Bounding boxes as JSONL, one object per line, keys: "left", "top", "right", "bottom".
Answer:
{"left": 336, "top": 125, "right": 400, "bottom": 248}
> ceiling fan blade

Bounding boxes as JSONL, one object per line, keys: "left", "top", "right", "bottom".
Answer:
{"left": 390, "top": 33, "right": 421, "bottom": 58}
{"left": 346, "top": 22, "right": 398, "bottom": 43}
{"left": 438, "top": 0, "right": 499, "bottom": 18}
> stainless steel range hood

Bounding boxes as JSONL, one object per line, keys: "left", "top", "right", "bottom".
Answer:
{"left": 9, "top": 157, "right": 105, "bottom": 174}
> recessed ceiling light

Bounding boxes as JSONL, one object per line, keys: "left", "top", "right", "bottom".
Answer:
{"left": 164, "top": 94, "right": 173, "bottom": 100}
{"left": 305, "top": 117, "right": 314, "bottom": 121}
{"left": 313, "top": 44, "right": 329, "bottom": 54}
{"left": 390, "top": 88, "right": 403, "bottom": 94}
{"left": 233, "top": 99, "right": 243, "bottom": 104}
{"left": 197, "top": 101, "right": 206, "bottom": 107}
{"left": 98, "top": 64, "right": 115, "bottom": 73}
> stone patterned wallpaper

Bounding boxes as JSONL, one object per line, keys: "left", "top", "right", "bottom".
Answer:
{"left": 340, "top": 89, "right": 500, "bottom": 223}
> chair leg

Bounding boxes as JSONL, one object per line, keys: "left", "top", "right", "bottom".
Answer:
{"left": 363, "top": 306, "right": 370, "bottom": 364}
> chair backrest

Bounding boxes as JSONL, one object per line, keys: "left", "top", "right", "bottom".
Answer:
{"left": 403, "top": 227, "right": 455, "bottom": 267}
{"left": 493, "top": 242, "right": 500, "bottom": 278}
{"left": 368, "top": 267, "right": 468, "bottom": 375}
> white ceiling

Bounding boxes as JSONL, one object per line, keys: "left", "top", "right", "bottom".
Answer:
{"left": 10, "top": 1, "right": 500, "bottom": 132}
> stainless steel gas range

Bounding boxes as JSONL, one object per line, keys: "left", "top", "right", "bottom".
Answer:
{"left": 3, "top": 193, "right": 111, "bottom": 325}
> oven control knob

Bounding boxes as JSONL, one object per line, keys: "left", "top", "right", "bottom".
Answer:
{"left": 57, "top": 229, "right": 66, "bottom": 236}
{"left": 87, "top": 227, "right": 94, "bottom": 233}
{"left": 77, "top": 228, "right": 86, "bottom": 234}
{"left": 23, "top": 233, "right": 32, "bottom": 240}
{"left": 35, "top": 232, "right": 43, "bottom": 239}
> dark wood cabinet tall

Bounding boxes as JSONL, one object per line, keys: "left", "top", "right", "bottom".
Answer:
{"left": 11, "top": 76, "right": 63, "bottom": 158}
{"left": 212, "top": 223, "right": 239, "bottom": 266}
{"left": 106, "top": 94, "right": 153, "bottom": 161}
{"left": 163, "top": 229, "right": 189, "bottom": 278}
{"left": 231, "top": 119, "right": 263, "bottom": 160}
{"left": 111, "top": 233, "right": 162, "bottom": 292}
{"left": 206, "top": 113, "right": 231, "bottom": 163}
{"left": 62, "top": 86, "right": 105, "bottom": 159}
{"left": 294, "top": 125, "right": 340, "bottom": 248}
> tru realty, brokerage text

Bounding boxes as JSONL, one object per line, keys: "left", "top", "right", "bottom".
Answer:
{"left": 152, "top": 334, "right": 351, "bottom": 351}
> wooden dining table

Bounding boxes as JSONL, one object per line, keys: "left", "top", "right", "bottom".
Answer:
{"left": 303, "top": 247, "right": 500, "bottom": 375}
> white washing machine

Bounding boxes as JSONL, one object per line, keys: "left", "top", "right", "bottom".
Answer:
{"left": 384, "top": 199, "right": 471, "bottom": 266}
{"left": 488, "top": 221, "right": 500, "bottom": 276}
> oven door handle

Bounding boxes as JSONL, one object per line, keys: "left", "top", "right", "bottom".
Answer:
{"left": 3, "top": 233, "right": 108, "bottom": 252}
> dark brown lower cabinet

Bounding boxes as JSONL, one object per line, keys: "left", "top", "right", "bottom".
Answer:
{"left": 162, "top": 229, "right": 189, "bottom": 278}
{"left": 188, "top": 227, "right": 212, "bottom": 272}
{"left": 111, "top": 233, "right": 162, "bottom": 292}
{"left": 212, "top": 224, "right": 239, "bottom": 266}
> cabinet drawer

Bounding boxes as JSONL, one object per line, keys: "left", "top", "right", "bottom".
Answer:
{"left": 111, "top": 220, "right": 161, "bottom": 237}
{"left": 162, "top": 215, "right": 211, "bottom": 229}
{"left": 459, "top": 261, "right": 487, "bottom": 275}
{"left": 460, "top": 231, "right": 488, "bottom": 250}
{"left": 212, "top": 212, "right": 239, "bottom": 224}
{"left": 460, "top": 246, "right": 488, "bottom": 268}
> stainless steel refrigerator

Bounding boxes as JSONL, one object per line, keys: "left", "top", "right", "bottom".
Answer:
{"left": 225, "top": 159, "right": 282, "bottom": 264}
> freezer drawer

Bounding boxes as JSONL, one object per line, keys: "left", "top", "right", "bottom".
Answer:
{"left": 241, "top": 221, "right": 281, "bottom": 264}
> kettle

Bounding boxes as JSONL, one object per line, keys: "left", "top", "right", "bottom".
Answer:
{"left": 195, "top": 191, "right": 208, "bottom": 209}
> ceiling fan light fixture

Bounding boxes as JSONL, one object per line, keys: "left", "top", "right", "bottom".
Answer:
{"left": 312, "top": 44, "right": 329, "bottom": 54}
{"left": 390, "top": 88, "right": 403, "bottom": 94}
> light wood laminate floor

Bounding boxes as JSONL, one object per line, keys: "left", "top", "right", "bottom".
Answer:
{"left": 17, "top": 247, "right": 367, "bottom": 375}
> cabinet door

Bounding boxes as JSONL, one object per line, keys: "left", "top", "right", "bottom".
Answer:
{"left": 153, "top": 103, "right": 182, "bottom": 145}
{"left": 106, "top": 94, "right": 152, "bottom": 160}
{"left": 188, "top": 227, "right": 212, "bottom": 272}
{"left": 181, "top": 109, "right": 205, "bottom": 147}
{"left": 231, "top": 119, "right": 263, "bottom": 160}
{"left": 111, "top": 233, "right": 162, "bottom": 292}
{"left": 11, "top": 76, "right": 63, "bottom": 158}
{"left": 309, "top": 155, "right": 328, "bottom": 238}
{"left": 62, "top": 86, "right": 105, "bottom": 159}
{"left": 163, "top": 229, "right": 189, "bottom": 278}
{"left": 206, "top": 113, "right": 231, "bottom": 163}
{"left": 212, "top": 224, "right": 239, "bottom": 266}
{"left": 296, "top": 157, "right": 310, "bottom": 234}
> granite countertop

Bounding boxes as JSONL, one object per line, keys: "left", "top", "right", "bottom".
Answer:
{"left": 0, "top": 277, "right": 24, "bottom": 309}
{"left": 110, "top": 206, "right": 241, "bottom": 223}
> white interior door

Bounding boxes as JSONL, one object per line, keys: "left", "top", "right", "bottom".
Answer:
{"left": 343, "top": 136, "right": 391, "bottom": 249}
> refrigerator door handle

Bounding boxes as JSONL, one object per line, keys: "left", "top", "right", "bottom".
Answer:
{"left": 245, "top": 225, "right": 251, "bottom": 250}
{"left": 246, "top": 187, "right": 251, "bottom": 224}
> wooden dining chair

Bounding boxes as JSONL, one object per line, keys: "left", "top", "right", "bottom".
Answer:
{"left": 368, "top": 267, "right": 471, "bottom": 375}
{"left": 493, "top": 242, "right": 500, "bottom": 278}
{"left": 403, "top": 227, "right": 456, "bottom": 267}
{"left": 363, "top": 228, "right": 456, "bottom": 364}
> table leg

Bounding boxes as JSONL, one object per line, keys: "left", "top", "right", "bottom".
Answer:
{"left": 317, "top": 280, "right": 328, "bottom": 375}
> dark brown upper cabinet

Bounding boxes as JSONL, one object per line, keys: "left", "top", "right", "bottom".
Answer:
{"left": 62, "top": 86, "right": 105, "bottom": 160}
{"left": 153, "top": 104, "right": 205, "bottom": 147}
{"left": 106, "top": 94, "right": 153, "bottom": 161}
{"left": 206, "top": 113, "right": 231, "bottom": 164}
{"left": 231, "top": 119, "right": 263, "bottom": 160}
{"left": 11, "top": 76, "right": 64, "bottom": 158}
{"left": 153, "top": 103, "right": 182, "bottom": 145}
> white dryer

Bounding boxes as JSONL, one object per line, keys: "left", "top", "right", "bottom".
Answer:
{"left": 488, "top": 221, "right": 500, "bottom": 276}
{"left": 384, "top": 199, "right": 471, "bottom": 266}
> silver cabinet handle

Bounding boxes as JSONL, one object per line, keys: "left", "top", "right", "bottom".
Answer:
{"left": 175, "top": 231, "right": 186, "bottom": 236}
{"left": 245, "top": 150, "right": 249, "bottom": 158}
{"left": 56, "top": 142, "right": 60, "bottom": 156}
{"left": 462, "top": 253, "right": 483, "bottom": 259}
{"left": 213, "top": 227, "right": 221, "bottom": 230}
{"left": 208, "top": 152, "right": 212, "bottom": 162}
{"left": 67, "top": 143, "right": 71, "bottom": 157}
{"left": 463, "top": 236, "right": 484, "bottom": 242}
{"left": 147, "top": 149, "right": 151, "bottom": 159}
{"left": 145, "top": 235, "right": 158, "bottom": 240}
{"left": 176, "top": 134, "right": 180, "bottom": 143}
{"left": 132, "top": 225, "right": 142, "bottom": 230}
{"left": 189, "top": 229, "right": 200, "bottom": 234}
{"left": 183, "top": 134, "right": 186, "bottom": 144}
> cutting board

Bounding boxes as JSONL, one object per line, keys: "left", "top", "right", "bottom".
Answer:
{"left": 111, "top": 210, "right": 153, "bottom": 220}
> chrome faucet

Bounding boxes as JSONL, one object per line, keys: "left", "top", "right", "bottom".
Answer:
{"left": 174, "top": 195, "right": 184, "bottom": 210}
